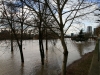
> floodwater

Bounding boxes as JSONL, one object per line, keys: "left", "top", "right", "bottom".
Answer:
{"left": 0, "top": 39, "right": 96, "bottom": 75}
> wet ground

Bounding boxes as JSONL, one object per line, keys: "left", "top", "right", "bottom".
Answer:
{"left": 0, "top": 39, "right": 96, "bottom": 75}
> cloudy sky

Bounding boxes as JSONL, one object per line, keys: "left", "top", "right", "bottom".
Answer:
{"left": 0, "top": 0, "right": 99, "bottom": 35}
{"left": 65, "top": 0, "right": 100, "bottom": 35}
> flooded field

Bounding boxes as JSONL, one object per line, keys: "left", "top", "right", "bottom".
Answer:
{"left": 0, "top": 39, "right": 96, "bottom": 75}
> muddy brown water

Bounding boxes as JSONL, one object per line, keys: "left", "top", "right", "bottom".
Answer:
{"left": 0, "top": 39, "right": 96, "bottom": 75}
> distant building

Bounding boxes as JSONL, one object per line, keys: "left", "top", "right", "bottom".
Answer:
{"left": 71, "top": 33, "right": 74, "bottom": 37}
{"left": 87, "top": 26, "right": 92, "bottom": 35}
{"left": 93, "top": 28, "right": 96, "bottom": 36}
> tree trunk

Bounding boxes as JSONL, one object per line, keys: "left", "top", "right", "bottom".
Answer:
{"left": 11, "top": 31, "right": 13, "bottom": 52}
{"left": 19, "top": 44, "right": 24, "bottom": 63}
{"left": 61, "top": 32, "right": 68, "bottom": 75}
{"left": 46, "top": 28, "right": 48, "bottom": 50}
{"left": 39, "top": 26, "right": 44, "bottom": 65}
{"left": 41, "top": 39, "right": 44, "bottom": 65}
{"left": 39, "top": 39, "right": 44, "bottom": 65}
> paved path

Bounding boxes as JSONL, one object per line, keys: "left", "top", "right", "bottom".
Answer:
{"left": 88, "top": 42, "right": 100, "bottom": 75}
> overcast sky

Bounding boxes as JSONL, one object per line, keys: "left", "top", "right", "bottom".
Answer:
{"left": 0, "top": 0, "right": 99, "bottom": 35}
{"left": 65, "top": 0, "right": 100, "bottom": 35}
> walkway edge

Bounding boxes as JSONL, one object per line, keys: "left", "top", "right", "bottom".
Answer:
{"left": 88, "top": 42, "right": 99, "bottom": 75}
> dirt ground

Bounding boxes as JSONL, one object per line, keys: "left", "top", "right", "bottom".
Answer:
{"left": 66, "top": 51, "right": 93, "bottom": 75}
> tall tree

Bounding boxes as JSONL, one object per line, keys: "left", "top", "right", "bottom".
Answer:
{"left": 1, "top": 0, "right": 24, "bottom": 63}
{"left": 5, "top": 2, "right": 14, "bottom": 52}
{"left": 23, "top": 0, "right": 97, "bottom": 75}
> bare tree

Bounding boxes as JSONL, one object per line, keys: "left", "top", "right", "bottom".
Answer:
{"left": 1, "top": 0, "right": 24, "bottom": 63}
{"left": 5, "top": 1, "right": 15, "bottom": 53}
{"left": 22, "top": 0, "right": 97, "bottom": 75}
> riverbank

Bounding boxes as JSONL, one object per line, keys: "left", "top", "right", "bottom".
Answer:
{"left": 66, "top": 51, "right": 94, "bottom": 75}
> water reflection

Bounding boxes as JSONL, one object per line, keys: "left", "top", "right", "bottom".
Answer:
{"left": 75, "top": 42, "right": 84, "bottom": 56}
{"left": 45, "top": 50, "right": 48, "bottom": 63}
{"left": 75, "top": 41, "right": 96, "bottom": 56}
{"left": 0, "top": 39, "right": 96, "bottom": 75}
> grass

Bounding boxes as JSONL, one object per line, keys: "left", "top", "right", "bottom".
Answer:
{"left": 66, "top": 51, "right": 94, "bottom": 75}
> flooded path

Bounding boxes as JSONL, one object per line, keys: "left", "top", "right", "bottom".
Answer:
{"left": 0, "top": 39, "right": 96, "bottom": 75}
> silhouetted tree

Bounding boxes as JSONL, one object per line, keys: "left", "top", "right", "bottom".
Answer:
{"left": 23, "top": 0, "right": 97, "bottom": 75}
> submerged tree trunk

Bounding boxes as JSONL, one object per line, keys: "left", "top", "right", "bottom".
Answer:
{"left": 39, "top": 39, "right": 45, "bottom": 65}
{"left": 61, "top": 31, "right": 68, "bottom": 75}
{"left": 41, "top": 39, "right": 45, "bottom": 65}
{"left": 11, "top": 30, "right": 13, "bottom": 52}
{"left": 39, "top": 26, "right": 45, "bottom": 65}
{"left": 10, "top": 25, "right": 24, "bottom": 63}
{"left": 19, "top": 44, "right": 24, "bottom": 63}
{"left": 46, "top": 28, "right": 48, "bottom": 50}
